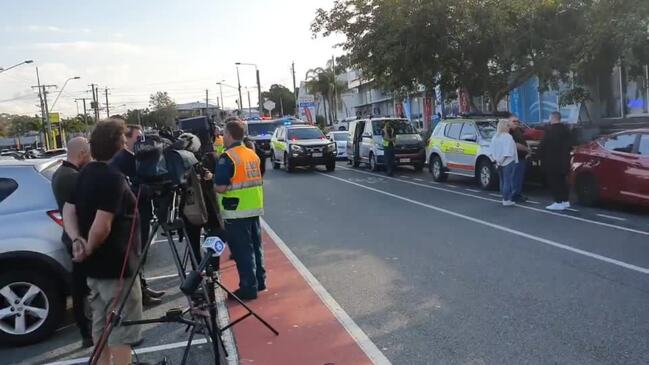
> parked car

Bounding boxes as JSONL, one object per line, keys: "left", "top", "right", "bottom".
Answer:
{"left": 571, "top": 129, "right": 649, "bottom": 206}
{"left": 0, "top": 158, "right": 70, "bottom": 345}
{"left": 271, "top": 125, "right": 337, "bottom": 172}
{"left": 426, "top": 116, "right": 501, "bottom": 189}
{"left": 326, "top": 131, "right": 349, "bottom": 159}
{"left": 347, "top": 118, "right": 426, "bottom": 171}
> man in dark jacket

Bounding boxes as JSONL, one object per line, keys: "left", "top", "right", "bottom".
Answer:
{"left": 509, "top": 117, "right": 530, "bottom": 202}
{"left": 51, "top": 137, "right": 93, "bottom": 347}
{"left": 540, "top": 111, "right": 574, "bottom": 211}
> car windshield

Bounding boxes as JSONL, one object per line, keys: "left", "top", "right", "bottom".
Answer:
{"left": 476, "top": 121, "right": 497, "bottom": 139}
{"left": 288, "top": 128, "right": 325, "bottom": 140}
{"left": 331, "top": 133, "right": 348, "bottom": 141}
{"left": 372, "top": 120, "right": 416, "bottom": 135}
{"left": 247, "top": 123, "right": 277, "bottom": 137}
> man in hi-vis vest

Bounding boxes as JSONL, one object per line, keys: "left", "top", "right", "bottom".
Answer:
{"left": 214, "top": 119, "right": 265, "bottom": 300}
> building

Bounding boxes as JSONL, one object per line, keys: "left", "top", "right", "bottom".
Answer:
{"left": 176, "top": 101, "right": 221, "bottom": 120}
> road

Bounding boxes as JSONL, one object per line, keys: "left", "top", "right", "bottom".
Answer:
{"left": 262, "top": 161, "right": 649, "bottom": 365}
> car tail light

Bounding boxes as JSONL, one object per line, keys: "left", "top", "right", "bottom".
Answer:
{"left": 47, "top": 210, "right": 63, "bottom": 227}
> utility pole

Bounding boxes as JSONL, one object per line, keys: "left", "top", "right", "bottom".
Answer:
{"left": 247, "top": 88, "right": 252, "bottom": 116}
{"left": 32, "top": 74, "right": 57, "bottom": 150}
{"left": 236, "top": 66, "right": 243, "bottom": 114}
{"left": 75, "top": 98, "right": 89, "bottom": 124}
{"left": 218, "top": 83, "right": 224, "bottom": 111}
{"left": 332, "top": 55, "right": 338, "bottom": 124}
{"left": 34, "top": 67, "right": 46, "bottom": 148}
{"left": 256, "top": 69, "right": 262, "bottom": 115}
{"left": 205, "top": 89, "right": 209, "bottom": 117}
{"left": 90, "top": 84, "right": 99, "bottom": 123}
{"left": 292, "top": 61, "right": 297, "bottom": 112}
{"left": 104, "top": 87, "right": 110, "bottom": 118}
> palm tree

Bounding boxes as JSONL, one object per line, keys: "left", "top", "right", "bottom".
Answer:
{"left": 305, "top": 67, "right": 347, "bottom": 125}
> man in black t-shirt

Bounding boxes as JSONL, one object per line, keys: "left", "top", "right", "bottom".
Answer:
{"left": 111, "top": 124, "right": 165, "bottom": 306}
{"left": 63, "top": 118, "right": 142, "bottom": 365}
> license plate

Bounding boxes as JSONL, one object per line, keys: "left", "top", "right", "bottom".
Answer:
{"left": 399, "top": 158, "right": 411, "bottom": 163}
{"left": 312, "top": 153, "right": 323, "bottom": 158}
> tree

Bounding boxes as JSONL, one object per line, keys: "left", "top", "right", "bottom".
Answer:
{"left": 8, "top": 115, "right": 41, "bottom": 147}
{"left": 61, "top": 116, "right": 88, "bottom": 133}
{"left": 149, "top": 91, "right": 178, "bottom": 128}
{"left": 261, "top": 84, "right": 296, "bottom": 116}
{"left": 305, "top": 67, "right": 347, "bottom": 124}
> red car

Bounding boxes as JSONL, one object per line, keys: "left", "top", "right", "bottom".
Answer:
{"left": 571, "top": 129, "right": 649, "bottom": 207}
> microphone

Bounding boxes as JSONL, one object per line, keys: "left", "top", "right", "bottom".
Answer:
{"left": 180, "top": 237, "right": 225, "bottom": 295}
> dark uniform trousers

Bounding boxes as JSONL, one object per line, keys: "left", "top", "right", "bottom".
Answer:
{"left": 226, "top": 216, "right": 265, "bottom": 295}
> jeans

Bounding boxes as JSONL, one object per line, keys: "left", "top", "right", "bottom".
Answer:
{"left": 384, "top": 146, "right": 395, "bottom": 176}
{"left": 512, "top": 159, "right": 527, "bottom": 198}
{"left": 225, "top": 217, "right": 266, "bottom": 295}
{"left": 499, "top": 163, "right": 517, "bottom": 202}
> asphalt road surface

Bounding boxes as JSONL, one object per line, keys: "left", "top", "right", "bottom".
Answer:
{"left": 262, "top": 161, "right": 649, "bottom": 365}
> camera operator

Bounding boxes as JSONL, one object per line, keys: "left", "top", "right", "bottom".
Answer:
{"left": 111, "top": 124, "right": 165, "bottom": 306}
{"left": 62, "top": 118, "right": 143, "bottom": 365}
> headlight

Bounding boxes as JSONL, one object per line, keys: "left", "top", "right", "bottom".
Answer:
{"left": 326, "top": 143, "right": 336, "bottom": 152}
{"left": 290, "top": 144, "right": 304, "bottom": 152}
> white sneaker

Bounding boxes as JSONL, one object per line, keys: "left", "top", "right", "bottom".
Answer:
{"left": 502, "top": 200, "right": 516, "bottom": 207}
{"left": 561, "top": 201, "right": 571, "bottom": 208}
{"left": 546, "top": 202, "right": 566, "bottom": 211}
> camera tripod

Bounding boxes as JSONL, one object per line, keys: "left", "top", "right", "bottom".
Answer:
{"left": 88, "top": 185, "right": 278, "bottom": 365}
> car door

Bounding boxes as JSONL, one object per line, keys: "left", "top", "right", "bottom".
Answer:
{"left": 442, "top": 122, "right": 464, "bottom": 172}
{"left": 597, "top": 133, "right": 638, "bottom": 201}
{"left": 360, "top": 121, "right": 373, "bottom": 161}
{"left": 346, "top": 121, "right": 357, "bottom": 158}
{"left": 622, "top": 133, "right": 649, "bottom": 203}
{"left": 456, "top": 122, "right": 480, "bottom": 173}
{"left": 272, "top": 127, "right": 285, "bottom": 160}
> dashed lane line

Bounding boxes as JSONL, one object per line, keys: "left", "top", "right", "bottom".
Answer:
{"left": 319, "top": 172, "right": 649, "bottom": 275}
{"left": 597, "top": 213, "right": 627, "bottom": 222}
{"left": 334, "top": 165, "right": 649, "bottom": 237}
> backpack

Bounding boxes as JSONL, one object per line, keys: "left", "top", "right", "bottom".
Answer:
{"left": 182, "top": 167, "right": 208, "bottom": 226}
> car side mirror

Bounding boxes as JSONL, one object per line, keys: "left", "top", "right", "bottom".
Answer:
{"left": 460, "top": 134, "right": 477, "bottom": 142}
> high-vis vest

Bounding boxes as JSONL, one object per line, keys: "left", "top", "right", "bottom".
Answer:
{"left": 218, "top": 144, "right": 264, "bottom": 219}
{"left": 214, "top": 135, "right": 225, "bottom": 155}
{"left": 383, "top": 126, "right": 395, "bottom": 147}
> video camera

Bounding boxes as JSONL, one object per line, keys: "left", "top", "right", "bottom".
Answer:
{"left": 133, "top": 132, "right": 198, "bottom": 189}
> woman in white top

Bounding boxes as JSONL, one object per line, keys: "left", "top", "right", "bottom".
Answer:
{"left": 490, "top": 119, "right": 519, "bottom": 206}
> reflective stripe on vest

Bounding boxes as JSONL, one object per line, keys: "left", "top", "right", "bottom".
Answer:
{"left": 218, "top": 144, "right": 264, "bottom": 219}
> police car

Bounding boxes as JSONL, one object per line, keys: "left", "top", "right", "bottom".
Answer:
{"left": 426, "top": 116, "right": 500, "bottom": 189}
{"left": 270, "top": 125, "right": 337, "bottom": 172}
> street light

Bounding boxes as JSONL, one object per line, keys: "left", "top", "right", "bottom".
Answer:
{"left": 0, "top": 59, "right": 34, "bottom": 74}
{"left": 216, "top": 80, "right": 225, "bottom": 109}
{"left": 235, "top": 62, "right": 262, "bottom": 115}
{"left": 50, "top": 76, "right": 80, "bottom": 110}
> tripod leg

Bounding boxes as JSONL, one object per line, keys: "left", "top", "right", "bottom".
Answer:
{"left": 214, "top": 280, "right": 279, "bottom": 336}
{"left": 180, "top": 324, "right": 197, "bottom": 365}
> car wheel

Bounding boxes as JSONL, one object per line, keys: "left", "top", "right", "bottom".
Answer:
{"left": 430, "top": 155, "right": 448, "bottom": 182}
{"left": 575, "top": 174, "right": 599, "bottom": 206}
{"left": 369, "top": 153, "right": 379, "bottom": 172}
{"left": 0, "top": 270, "right": 64, "bottom": 346}
{"left": 477, "top": 159, "right": 498, "bottom": 190}
{"left": 271, "top": 151, "right": 280, "bottom": 169}
{"left": 326, "top": 160, "right": 336, "bottom": 172}
{"left": 284, "top": 154, "right": 295, "bottom": 173}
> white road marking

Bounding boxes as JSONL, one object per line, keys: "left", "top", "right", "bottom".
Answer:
{"left": 319, "top": 173, "right": 649, "bottom": 275}
{"left": 489, "top": 193, "right": 501, "bottom": 198}
{"left": 527, "top": 200, "right": 541, "bottom": 204}
{"left": 566, "top": 208, "right": 579, "bottom": 212}
{"left": 336, "top": 166, "right": 649, "bottom": 237}
{"left": 43, "top": 339, "right": 209, "bottom": 365}
{"left": 414, "top": 178, "right": 424, "bottom": 182}
{"left": 399, "top": 175, "right": 409, "bottom": 178}
{"left": 446, "top": 184, "right": 458, "bottom": 188}
{"left": 597, "top": 213, "right": 627, "bottom": 222}
{"left": 466, "top": 188, "right": 480, "bottom": 193}
{"left": 261, "top": 218, "right": 392, "bottom": 365}
{"left": 146, "top": 272, "right": 182, "bottom": 281}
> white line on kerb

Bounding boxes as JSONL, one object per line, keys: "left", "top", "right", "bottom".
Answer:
{"left": 319, "top": 172, "right": 649, "bottom": 275}
{"left": 489, "top": 193, "right": 501, "bottom": 198}
{"left": 261, "top": 218, "right": 392, "bottom": 365}
{"left": 527, "top": 200, "right": 541, "bottom": 204}
{"left": 414, "top": 178, "right": 424, "bottom": 182}
{"left": 465, "top": 188, "right": 480, "bottom": 193}
{"left": 597, "top": 213, "right": 627, "bottom": 222}
{"left": 336, "top": 166, "right": 649, "bottom": 237}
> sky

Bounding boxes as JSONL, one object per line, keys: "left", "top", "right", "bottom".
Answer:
{"left": 0, "top": 0, "right": 343, "bottom": 117}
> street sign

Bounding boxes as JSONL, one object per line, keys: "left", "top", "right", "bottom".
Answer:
{"left": 49, "top": 112, "right": 60, "bottom": 124}
{"left": 263, "top": 100, "right": 276, "bottom": 112}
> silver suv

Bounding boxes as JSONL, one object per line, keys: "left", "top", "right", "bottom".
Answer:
{"left": 0, "top": 158, "right": 70, "bottom": 345}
